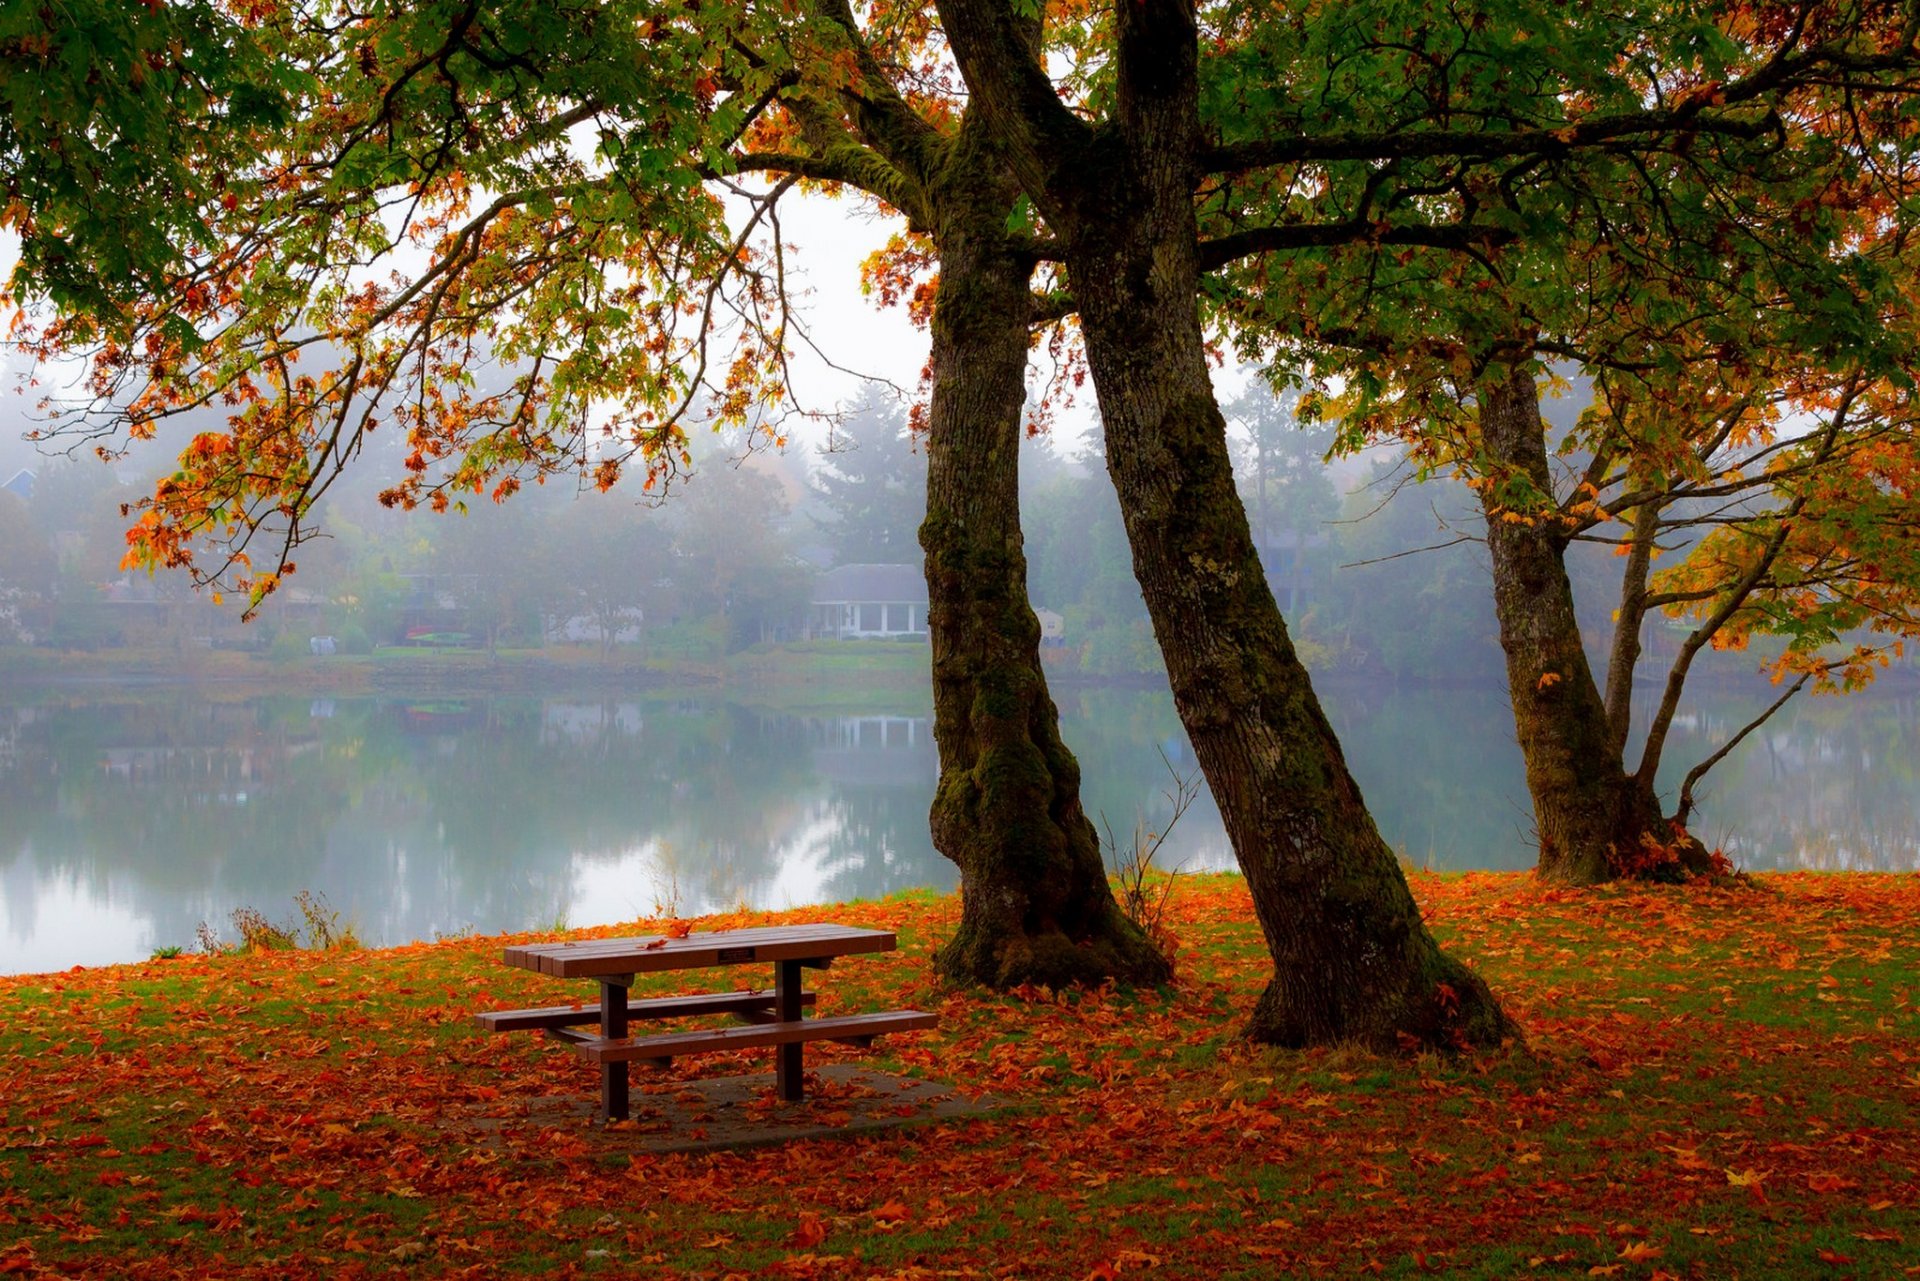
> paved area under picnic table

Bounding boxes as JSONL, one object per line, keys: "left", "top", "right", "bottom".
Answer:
{"left": 460, "top": 1066, "right": 1008, "bottom": 1154}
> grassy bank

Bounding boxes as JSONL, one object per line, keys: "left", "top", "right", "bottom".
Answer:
{"left": 2, "top": 874, "right": 1917, "bottom": 1278}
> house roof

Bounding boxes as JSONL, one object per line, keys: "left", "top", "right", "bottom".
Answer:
{"left": 812, "top": 563, "right": 928, "bottom": 605}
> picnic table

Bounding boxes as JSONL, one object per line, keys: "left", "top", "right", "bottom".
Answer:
{"left": 476, "top": 923, "right": 935, "bottom": 1120}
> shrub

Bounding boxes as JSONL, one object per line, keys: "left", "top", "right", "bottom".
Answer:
{"left": 1100, "top": 750, "right": 1199, "bottom": 973}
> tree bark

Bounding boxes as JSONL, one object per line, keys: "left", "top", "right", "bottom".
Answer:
{"left": 920, "top": 126, "right": 1169, "bottom": 988}
{"left": 785, "top": 2, "right": 1168, "bottom": 990}
{"left": 1478, "top": 368, "right": 1708, "bottom": 884}
{"left": 938, "top": 0, "right": 1511, "bottom": 1048}
{"left": 1067, "top": 225, "right": 1505, "bottom": 1047}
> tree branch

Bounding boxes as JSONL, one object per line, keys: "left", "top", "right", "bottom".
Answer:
{"left": 1674, "top": 670, "right": 1811, "bottom": 827}
{"left": 1198, "top": 219, "right": 1515, "bottom": 271}
{"left": 1203, "top": 107, "right": 1783, "bottom": 174}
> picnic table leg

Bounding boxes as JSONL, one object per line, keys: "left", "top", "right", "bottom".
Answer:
{"left": 600, "top": 978, "right": 630, "bottom": 1121}
{"left": 775, "top": 959, "right": 804, "bottom": 1102}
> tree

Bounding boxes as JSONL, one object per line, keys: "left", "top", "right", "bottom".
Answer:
{"left": 935, "top": 0, "right": 1920, "bottom": 1039}
{"left": 1209, "top": 5, "right": 1920, "bottom": 884}
{"left": 1320, "top": 463, "right": 1504, "bottom": 684}
{"left": 540, "top": 495, "right": 670, "bottom": 660}
{"left": 425, "top": 490, "right": 557, "bottom": 655}
{"left": 666, "top": 461, "right": 812, "bottom": 650}
{"left": 810, "top": 394, "right": 926, "bottom": 566}
{"left": 936, "top": 0, "right": 1514, "bottom": 1048}
{"left": 0, "top": 1, "right": 286, "bottom": 318}
{"left": 11, "top": 0, "right": 1164, "bottom": 987}
{"left": 1225, "top": 389, "right": 1338, "bottom": 552}
{"left": 1466, "top": 363, "right": 1920, "bottom": 883}
{"left": 0, "top": 492, "right": 53, "bottom": 642}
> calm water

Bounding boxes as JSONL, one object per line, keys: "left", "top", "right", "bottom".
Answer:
{"left": 1, "top": 681, "right": 1914, "bottom": 973}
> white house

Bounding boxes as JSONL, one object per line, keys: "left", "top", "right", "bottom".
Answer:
{"left": 809, "top": 564, "right": 928, "bottom": 639}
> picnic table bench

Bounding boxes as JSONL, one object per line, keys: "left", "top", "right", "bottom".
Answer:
{"left": 477, "top": 923, "right": 935, "bottom": 1121}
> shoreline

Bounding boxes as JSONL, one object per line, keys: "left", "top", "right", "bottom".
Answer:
{"left": 10, "top": 642, "right": 1912, "bottom": 699}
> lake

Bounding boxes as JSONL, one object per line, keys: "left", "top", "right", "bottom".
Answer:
{"left": 2, "top": 679, "right": 1914, "bottom": 973}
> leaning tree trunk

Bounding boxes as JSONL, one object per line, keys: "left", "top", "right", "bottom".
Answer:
{"left": 1054, "top": 113, "right": 1504, "bottom": 1050}
{"left": 920, "top": 138, "right": 1169, "bottom": 989}
{"left": 1478, "top": 368, "right": 1709, "bottom": 884}
{"left": 1068, "top": 251, "right": 1506, "bottom": 1046}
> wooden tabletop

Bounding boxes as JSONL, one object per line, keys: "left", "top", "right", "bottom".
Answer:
{"left": 502, "top": 924, "right": 897, "bottom": 978}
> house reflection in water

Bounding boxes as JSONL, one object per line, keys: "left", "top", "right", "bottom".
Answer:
{"left": 805, "top": 715, "right": 937, "bottom": 790}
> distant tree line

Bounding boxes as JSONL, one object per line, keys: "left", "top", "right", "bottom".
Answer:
{"left": 8, "top": 384, "right": 1703, "bottom": 687}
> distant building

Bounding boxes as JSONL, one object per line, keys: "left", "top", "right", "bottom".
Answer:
{"left": 809, "top": 563, "right": 928, "bottom": 640}
{"left": 1, "top": 469, "right": 33, "bottom": 501}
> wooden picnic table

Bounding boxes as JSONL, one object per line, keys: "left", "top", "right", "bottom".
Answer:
{"left": 477, "top": 924, "right": 935, "bottom": 1121}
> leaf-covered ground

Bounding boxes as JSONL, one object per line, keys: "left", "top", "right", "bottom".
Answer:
{"left": 3, "top": 873, "right": 1917, "bottom": 1279}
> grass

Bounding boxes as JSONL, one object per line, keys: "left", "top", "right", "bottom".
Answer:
{"left": 1, "top": 873, "right": 1916, "bottom": 1278}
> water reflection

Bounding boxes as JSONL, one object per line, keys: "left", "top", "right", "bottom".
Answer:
{"left": 0, "top": 681, "right": 1914, "bottom": 973}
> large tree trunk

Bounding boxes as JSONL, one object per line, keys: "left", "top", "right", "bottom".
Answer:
{"left": 1053, "top": 34, "right": 1504, "bottom": 1051}
{"left": 1066, "top": 242, "right": 1506, "bottom": 1047}
{"left": 920, "top": 136, "right": 1170, "bottom": 989}
{"left": 1478, "top": 368, "right": 1709, "bottom": 884}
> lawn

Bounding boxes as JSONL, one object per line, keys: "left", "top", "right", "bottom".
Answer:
{"left": 1, "top": 873, "right": 1915, "bottom": 1279}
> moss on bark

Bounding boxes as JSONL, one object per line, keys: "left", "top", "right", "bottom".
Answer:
{"left": 917, "top": 127, "right": 1168, "bottom": 991}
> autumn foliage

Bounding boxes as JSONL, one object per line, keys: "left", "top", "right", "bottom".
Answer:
{"left": 4, "top": 874, "right": 1918, "bottom": 1278}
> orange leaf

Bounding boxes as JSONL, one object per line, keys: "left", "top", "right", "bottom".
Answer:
{"left": 870, "top": 1199, "right": 909, "bottom": 1223}
{"left": 789, "top": 1214, "right": 828, "bottom": 1248}
{"left": 665, "top": 921, "right": 692, "bottom": 940}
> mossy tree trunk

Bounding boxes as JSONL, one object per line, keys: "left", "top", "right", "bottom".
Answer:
{"left": 789, "top": 8, "right": 1167, "bottom": 990}
{"left": 937, "top": 0, "right": 1512, "bottom": 1049}
{"left": 920, "top": 122, "right": 1169, "bottom": 988}
{"left": 1478, "top": 367, "right": 1710, "bottom": 884}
